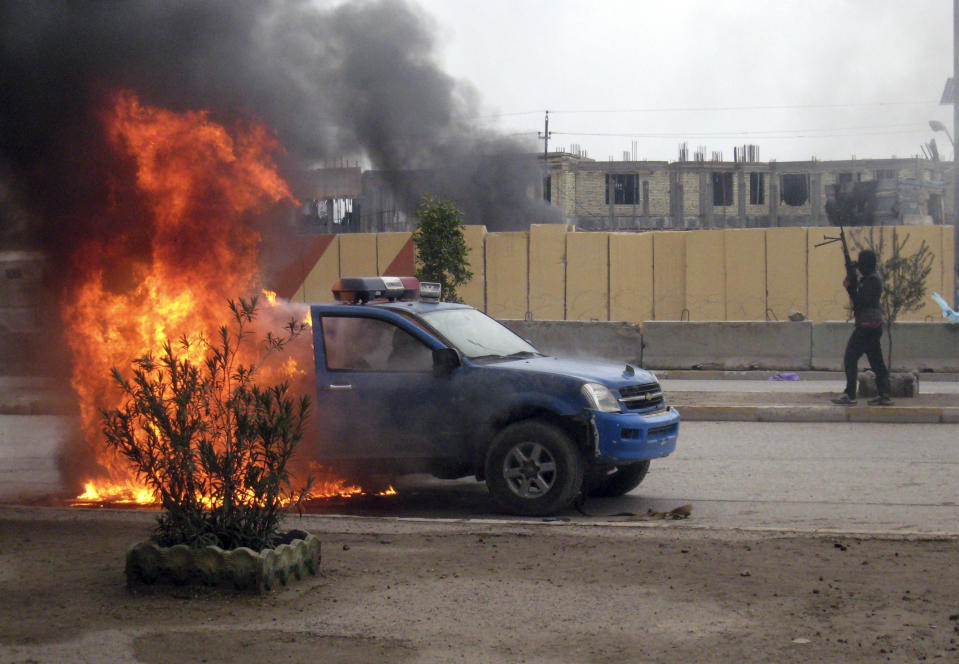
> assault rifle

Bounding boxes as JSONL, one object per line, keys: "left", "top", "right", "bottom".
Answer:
{"left": 815, "top": 226, "right": 857, "bottom": 289}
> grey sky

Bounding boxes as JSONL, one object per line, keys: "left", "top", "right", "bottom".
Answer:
{"left": 414, "top": 0, "right": 954, "bottom": 163}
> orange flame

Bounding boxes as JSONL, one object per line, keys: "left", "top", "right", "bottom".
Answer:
{"left": 64, "top": 91, "right": 294, "bottom": 505}
{"left": 64, "top": 91, "right": 388, "bottom": 507}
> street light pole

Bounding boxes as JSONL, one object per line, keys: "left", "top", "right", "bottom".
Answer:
{"left": 930, "top": 119, "right": 955, "bottom": 151}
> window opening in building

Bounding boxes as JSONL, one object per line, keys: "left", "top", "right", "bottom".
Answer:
{"left": 605, "top": 173, "right": 639, "bottom": 205}
{"left": 781, "top": 174, "right": 809, "bottom": 206}
{"left": 875, "top": 169, "right": 897, "bottom": 181}
{"left": 749, "top": 172, "right": 765, "bottom": 205}
{"left": 712, "top": 172, "right": 733, "bottom": 206}
{"left": 543, "top": 175, "right": 551, "bottom": 202}
{"left": 929, "top": 193, "right": 943, "bottom": 224}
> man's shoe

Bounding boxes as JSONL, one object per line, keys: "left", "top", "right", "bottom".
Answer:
{"left": 831, "top": 394, "right": 857, "bottom": 405}
{"left": 868, "top": 395, "right": 894, "bottom": 406}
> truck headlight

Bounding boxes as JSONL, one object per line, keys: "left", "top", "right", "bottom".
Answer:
{"left": 581, "top": 382, "right": 621, "bottom": 413}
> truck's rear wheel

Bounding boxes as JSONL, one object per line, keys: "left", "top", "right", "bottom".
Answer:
{"left": 586, "top": 461, "right": 650, "bottom": 497}
{"left": 484, "top": 420, "right": 584, "bottom": 516}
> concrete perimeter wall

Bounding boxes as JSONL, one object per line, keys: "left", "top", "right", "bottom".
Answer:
{"left": 288, "top": 231, "right": 958, "bottom": 371}
{"left": 503, "top": 320, "right": 959, "bottom": 372}
{"left": 294, "top": 224, "right": 954, "bottom": 324}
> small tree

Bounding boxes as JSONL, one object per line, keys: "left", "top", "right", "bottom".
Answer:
{"left": 853, "top": 228, "right": 934, "bottom": 368}
{"left": 102, "top": 297, "right": 311, "bottom": 551}
{"left": 412, "top": 195, "right": 473, "bottom": 302}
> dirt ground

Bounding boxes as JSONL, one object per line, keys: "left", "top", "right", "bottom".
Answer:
{"left": 2, "top": 506, "right": 959, "bottom": 664}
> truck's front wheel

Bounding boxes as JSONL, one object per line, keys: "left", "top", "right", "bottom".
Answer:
{"left": 484, "top": 420, "right": 584, "bottom": 516}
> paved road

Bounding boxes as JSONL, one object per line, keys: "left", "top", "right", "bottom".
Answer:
{"left": 2, "top": 416, "right": 958, "bottom": 534}
{"left": 624, "top": 421, "right": 959, "bottom": 534}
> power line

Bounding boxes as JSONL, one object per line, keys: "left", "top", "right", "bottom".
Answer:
{"left": 549, "top": 126, "right": 933, "bottom": 141}
{"left": 477, "top": 100, "right": 941, "bottom": 119}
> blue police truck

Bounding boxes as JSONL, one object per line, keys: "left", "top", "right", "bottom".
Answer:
{"left": 311, "top": 276, "right": 680, "bottom": 516}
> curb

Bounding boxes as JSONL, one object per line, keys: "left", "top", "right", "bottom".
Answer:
{"left": 679, "top": 404, "right": 959, "bottom": 423}
{"left": 657, "top": 369, "right": 959, "bottom": 382}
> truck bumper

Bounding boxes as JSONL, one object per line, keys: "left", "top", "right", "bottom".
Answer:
{"left": 590, "top": 407, "right": 680, "bottom": 464}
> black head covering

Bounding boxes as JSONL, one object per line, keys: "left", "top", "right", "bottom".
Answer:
{"left": 857, "top": 249, "right": 877, "bottom": 275}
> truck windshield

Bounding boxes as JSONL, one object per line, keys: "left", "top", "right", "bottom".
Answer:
{"left": 419, "top": 308, "right": 540, "bottom": 361}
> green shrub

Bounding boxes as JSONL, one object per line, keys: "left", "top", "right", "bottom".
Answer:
{"left": 102, "top": 297, "right": 311, "bottom": 551}
{"left": 413, "top": 195, "right": 473, "bottom": 302}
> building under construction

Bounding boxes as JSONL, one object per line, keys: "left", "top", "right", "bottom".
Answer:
{"left": 542, "top": 149, "right": 951, "bottom": 231}
{"left": 300, "top": 151, "right": 952, "bottom": 233}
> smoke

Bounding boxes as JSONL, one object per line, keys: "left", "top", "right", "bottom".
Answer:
{"left": 0, "top": 0, "right": 556, "bottom": 248}
{"left": 0, "top": 0, "right": 563, "bottom": 498}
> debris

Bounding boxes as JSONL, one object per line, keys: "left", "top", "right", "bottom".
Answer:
{"left": 770, "top": 372, "right": 800, "bottom": 381}
{"left": 791, "top": 637, "right": 811, "bottom": 644}
{"left": 624, "top": 504, "right": 692, "bottom": 521}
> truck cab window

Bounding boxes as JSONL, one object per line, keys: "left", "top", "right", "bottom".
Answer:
{"left": 322, "top": 316, "right": 430, "bottom": 371}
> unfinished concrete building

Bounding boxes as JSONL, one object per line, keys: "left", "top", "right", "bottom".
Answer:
{"left": 543, "top": 150, "right": 951, "bottom": 231}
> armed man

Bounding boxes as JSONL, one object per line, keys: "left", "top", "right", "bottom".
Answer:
{"left": 831, "top": 248, "right": 893, "bottom": 406}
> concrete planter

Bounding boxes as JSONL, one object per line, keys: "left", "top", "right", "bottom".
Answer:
{"left": 858, "top": 371, "right": 919, "bottom": 398}
{"left": 125, "top": 531, "right": 321, "bottom": 594}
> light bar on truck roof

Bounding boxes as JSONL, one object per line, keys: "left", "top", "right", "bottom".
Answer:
{"left": 419, "top": 282, "right": 441, "bottom": 301}
{"left": 331, "top": 276, "right": 420, "bottom": 303}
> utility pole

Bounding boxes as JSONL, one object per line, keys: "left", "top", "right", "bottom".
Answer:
{"left": 538, "top": 110, "right": 551, "bottom": 159}
{"left": 538, "top": 110, "right": 552, "bottom": 202}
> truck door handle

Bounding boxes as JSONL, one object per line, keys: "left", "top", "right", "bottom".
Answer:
{"left": 328, "top": 384, "right": 353, "bottom": 391}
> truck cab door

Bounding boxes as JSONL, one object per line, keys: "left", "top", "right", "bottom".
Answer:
{"left": 312, "top": 309, "right": 463, "bottom": 462}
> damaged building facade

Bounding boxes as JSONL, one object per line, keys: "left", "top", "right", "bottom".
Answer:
{"left": 302, "top": 152, "right": 952, "bottom": 233}
{"left": 543, "top": 151, "right": 952, "bottom": 231}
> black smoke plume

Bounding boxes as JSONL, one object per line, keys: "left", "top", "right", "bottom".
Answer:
{"left": 0, "top": 0, "right": 555, "bottom": 255}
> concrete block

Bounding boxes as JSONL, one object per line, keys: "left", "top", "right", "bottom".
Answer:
{"left": 529, "top": 224, "right": 568, "bottom": 320}
{"left": 858, "top": 372, "right": 918, "bottom": 397}
{"left": 376, "top": 232, "right": 413, "bottom": 276}
{"left": 641, "top": 321, "right": 812, "bottom": 370}
{"left": 811, "top": 322, "right": 851, "bottom": 371}
{"left": 652, "top": 232, "right": 686, "bottom": 320}
{"left": 813, "top": 322, "right": 959, "bottom": 372}
{"left": 339, "top": 233, "right": 377, "bottom": 276}
{"left": 459, "top": 225, "right": 487, "bottom": 310}
{"left": 486, "top": 232, "right": 529, "bottom": 319}
{"left": 609, "top": 233, "right": 653, "bottom": 323}
{"left": 566, "top": 232, "right": 609, "bottom": 321}
{"left": 889, "top": 322, "right": 959, "bottom": 372}
{"left": 725, "top": 229, "right": 766, "bottom": 320}
{"left": 502, "top": 320, "right": 643, "bottom": 364}
{"left": 766, "top": 228, "right": 808, "bottom": 320}
{"left": 685, "top": 230, "right": 725, "bottom": 320}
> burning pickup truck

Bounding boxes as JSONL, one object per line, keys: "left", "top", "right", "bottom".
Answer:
{"left": 310, "top": 276, "right": 680, "bottom": 515}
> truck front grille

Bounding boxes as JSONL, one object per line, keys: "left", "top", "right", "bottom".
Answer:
{"left": 618, "top": 383, "right": 665, "bottom": 411}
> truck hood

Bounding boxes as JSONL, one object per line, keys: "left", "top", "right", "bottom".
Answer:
{"left": 490, "top": 355, "right": 658, "bottom": 389}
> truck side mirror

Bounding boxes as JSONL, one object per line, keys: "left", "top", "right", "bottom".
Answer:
{"left": 432, "top": 347, "right": 461, "bottom": 376}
